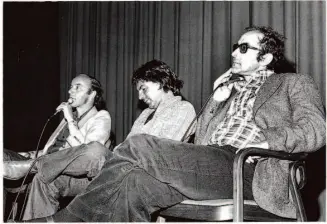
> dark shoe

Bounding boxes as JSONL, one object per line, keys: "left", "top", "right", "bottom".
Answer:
{"left": 3, "top": 160, "right": 35, "bottom": 180}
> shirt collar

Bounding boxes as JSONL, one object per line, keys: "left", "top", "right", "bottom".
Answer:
{"left": 153, "top": 94, "right": 182, "bottom": 113}
{"left": 234, "top": 69, "right": 274, "bottom": 91}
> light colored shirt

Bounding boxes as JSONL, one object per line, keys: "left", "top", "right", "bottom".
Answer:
{"left": 44, "top": 108, "right": 111, "bottom": 153}
{"left": 127, "top": 95, "right": 196, "bottom": 141}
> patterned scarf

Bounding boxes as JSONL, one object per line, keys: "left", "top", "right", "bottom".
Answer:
{"left": 209, "top": 70, "right": 273, "bottom": 149}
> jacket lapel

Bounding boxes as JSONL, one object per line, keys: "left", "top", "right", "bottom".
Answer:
{"left": 253, "top": 73, "right": 283, "bottom": 116}
{"left": 43, "top": 119, "right": 67, "bottom": 154}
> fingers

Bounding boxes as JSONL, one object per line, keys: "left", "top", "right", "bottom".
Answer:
{"left": 227, "top": 83, "right": 234, "bottom": 90}
{"left": 245, "top": 156, "right": 260, "bottom": 164}
{"left": 56, "top": 102, "right": 68, "bottom": 109}
{"left": 29, "top": 151, "right": 38, "bottom": 159}
{"left": 18, "top": 152, "right": 30, "bottom": 158}
{"left": 213, "top": 69, "right": 233, "bottom": 89}
{"left": 56, "top": 102, "right": 71, "bottom": 112}
{"left": 213, "top": 76, "right": 230, "bottom": 89}
{"left": 213, "top": 86, "right": 233, "bottom": 102}
{"left": 246, "top": 157, "right": 254, "bottom": 164}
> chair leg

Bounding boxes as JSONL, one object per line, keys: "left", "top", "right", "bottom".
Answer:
{"left": 156, "top": 216, "right": 166, "bottom": 222}
{"left": 289, "top": 162, "right": 307, "bottom": 222}
{"left": 290, "top": 183, "right": 307, "bottom": 221}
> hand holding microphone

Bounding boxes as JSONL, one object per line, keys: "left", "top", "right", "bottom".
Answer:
{"left": 54, "top": 98, "right": 74, "bottom": 122}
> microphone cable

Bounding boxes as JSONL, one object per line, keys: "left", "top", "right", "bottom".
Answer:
{"left": 8, "top": 115, "right": 56, "bottom": 221}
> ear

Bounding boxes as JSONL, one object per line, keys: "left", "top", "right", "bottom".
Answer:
{"left": 259, "top": 53, "right": 273, "bottom": 66}
{"left": 90, "top": 90, "right": 97, "bottom": 99}
{"left": 157, "top": 82, "right": 163, "bottom": 90}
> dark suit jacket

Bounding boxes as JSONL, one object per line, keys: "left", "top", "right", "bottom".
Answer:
{"left": 195, "top": 73, "right": 326, "bottom": 218}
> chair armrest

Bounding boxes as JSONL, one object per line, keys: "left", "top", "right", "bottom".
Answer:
{"left": 235, "top": 148, "right": 308, "bottom": 162}
{"left": 233, "top": 148, "right": 308, "bottom": 222}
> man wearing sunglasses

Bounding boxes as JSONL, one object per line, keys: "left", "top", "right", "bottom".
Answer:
{"left": 25, "top": 26, "right": 325, "bottom": 222}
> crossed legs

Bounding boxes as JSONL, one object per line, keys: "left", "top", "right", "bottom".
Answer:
{"left": 45, "top": 134, "right": 255, "bottom": 222}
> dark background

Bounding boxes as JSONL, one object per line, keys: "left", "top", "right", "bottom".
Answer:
{"left": 3, "top": 2, "right": 326, "bottom": 221}
{"left": 4, "top": 2, "right": 60, "bottom": 151}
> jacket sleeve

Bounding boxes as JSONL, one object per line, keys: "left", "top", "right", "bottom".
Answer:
{"left": 262, "top": 74, "right": 326, "bottom": 153}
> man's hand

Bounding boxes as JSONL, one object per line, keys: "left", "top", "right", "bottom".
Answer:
{"left": 18, "top": 150, "right": 39, "bottom": 159}
{"left": 213, "top": 69, "right": 233, "bottom": 102}
{"left": 239, "top": 141, "right": 269, "bottom": 164}
{"left": 245, "top": 141, "right": 269, "bottom": 149}
{"left": 18, "top": 152, "right": 32, "bottom": 158}
{"left": 56, "top": 102, "right": 74, "bottom": 122}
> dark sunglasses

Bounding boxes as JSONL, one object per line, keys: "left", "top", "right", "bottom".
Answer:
{"left": 233, "top": 43, "right": 260, "bottom": 54}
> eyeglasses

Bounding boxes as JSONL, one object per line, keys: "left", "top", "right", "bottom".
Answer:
{"left": 233, "top": 43, "right": 260, "bottom": 54}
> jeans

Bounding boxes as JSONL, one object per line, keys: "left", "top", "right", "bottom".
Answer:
{"left": 66, "top": 134, "right": 255, "bottom": 222}
{"left": 3, "top": 143, "right": 109, "bottom": 220}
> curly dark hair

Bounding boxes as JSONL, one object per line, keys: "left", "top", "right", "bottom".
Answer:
{"left": 79, "top": 74, "right": 105, "bottom": 110}
{"left": 245, "top": 26, "right": 295, "bottom": 73}
{"left": 132, "top": 59, "right": 184, "bottom": 95}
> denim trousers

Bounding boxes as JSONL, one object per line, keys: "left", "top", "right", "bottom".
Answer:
{"left": 3, "top": 144, "right": 109, "bottom": 220}
{"left": 66, "top": 134, "right": 255, "bottom": 222}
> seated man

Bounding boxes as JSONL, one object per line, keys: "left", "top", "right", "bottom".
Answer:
{"left": 126, "top": 59, "right": 196, "bottom": 142}
{"left": 25, "top": 26, "right": 326, "bottom": 222}
{"left": 3, "top": 74, "right": 112, "bottom": 219}
{"left": 6, "top": 59, "right": 196, "bottom": 220}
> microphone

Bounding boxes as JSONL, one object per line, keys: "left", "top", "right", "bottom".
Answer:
{"left": 216, "top": 73, "right": 245, "bottom": 89}
{"left": 52, "top": 98, "right": 74, "bottom": 117}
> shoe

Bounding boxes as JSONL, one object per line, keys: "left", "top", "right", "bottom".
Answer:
{"left": 3, "top": 160, "right": 35, "bottom": 180}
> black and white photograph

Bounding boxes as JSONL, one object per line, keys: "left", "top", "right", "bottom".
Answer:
{"left": 3, "top": 1, "right": 326, "bottom": 222}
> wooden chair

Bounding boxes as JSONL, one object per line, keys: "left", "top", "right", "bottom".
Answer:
{"left": 157, "top": 148, "right": 308, "bottom": 222}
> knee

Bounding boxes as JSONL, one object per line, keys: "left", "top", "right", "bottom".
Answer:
{"left": 115, "top": 135, "right": 160, "bottom": 162}
{"left": 127, "top": 134, "right": 150, "bottom": 143}
{"left": 84, "top": 141, "right": 109, "bottom": 158}
{"left": 126, "top": 169, "right": 148, "bottom": 196}
{"left": 120, "top": 134, "right": 152, "bottom": 152}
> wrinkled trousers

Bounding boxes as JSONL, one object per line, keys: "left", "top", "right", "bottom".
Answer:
{"left": 66, "top": 134, "right": 255, "bottom": 222}
{"left": 3, "top": 143, "right": 109, "bottom": 220}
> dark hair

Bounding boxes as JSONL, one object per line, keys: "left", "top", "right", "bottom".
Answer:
{"left": 132, "top": 59, "right": 183, "bottom": 95}
{"left": 79, "top": 74, "right": 105, "bottom": 110}
{"left": 245, "top": 26, "right": 291, "bottom": 73}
